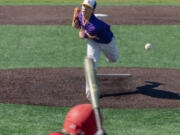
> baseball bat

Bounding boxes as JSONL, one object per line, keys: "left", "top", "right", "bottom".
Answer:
{"left": 84, "top": 57, "right": 106, "bottom": 135}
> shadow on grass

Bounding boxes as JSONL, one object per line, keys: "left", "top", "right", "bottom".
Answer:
{"left": 100, "top": 81, "right": 180, "bottom": 100}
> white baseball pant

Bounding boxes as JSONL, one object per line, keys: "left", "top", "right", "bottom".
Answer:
{"left": 85, "top": 38, "right": 119, "bottom": 100}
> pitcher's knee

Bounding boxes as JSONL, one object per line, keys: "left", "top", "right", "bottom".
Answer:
{"left": 108, "top": 56, "right": 119, "bottom": 63}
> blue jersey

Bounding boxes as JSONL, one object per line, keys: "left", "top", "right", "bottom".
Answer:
{"left": 78, "top": 12, "right": 113, "bottom": 44}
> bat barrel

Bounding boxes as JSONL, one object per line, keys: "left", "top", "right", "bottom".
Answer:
{"left": 84, "top": 57, "right": 99, "bottom": 108}
{"left": 84, "top": 57, "right": 103, "bottom": 132}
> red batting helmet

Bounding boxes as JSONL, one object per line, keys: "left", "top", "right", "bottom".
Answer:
{"left": 62, "top": 104, "right": 100, "bottom": 135}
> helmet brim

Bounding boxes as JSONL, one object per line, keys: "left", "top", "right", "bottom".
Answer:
{"left": 81, "top": 3, "right": 94, "bottom": 9}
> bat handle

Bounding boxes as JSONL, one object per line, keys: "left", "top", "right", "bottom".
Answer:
{"left": 94, "top": 108, "right": 107, "bottom": 135}
{"left": 95, "top": 129, "right": 107, "bottom": 135}
{"left": 94, "top": 108, "right": 102, "bottom": 129}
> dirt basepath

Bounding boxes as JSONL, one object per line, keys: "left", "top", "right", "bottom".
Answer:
{"left": 0, "top": 6, "right": 179, "bottom": 108}
{"left": 0, "top": 6, "right": 180, "bottom": 25}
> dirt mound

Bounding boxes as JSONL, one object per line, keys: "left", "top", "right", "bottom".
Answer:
{"left": 0, "top": 67, "right": 179, "bottom": 108}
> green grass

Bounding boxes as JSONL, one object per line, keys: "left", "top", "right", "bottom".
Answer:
{"left": 0, "top": 0, "right": 180, "bottom": 5}
{"left": 0, "top": 103, "right": 180, "bottom": 135}
{"left": 0, "top": 25, "right": 179, "bottom": 69}
{"left": 0, "top": 25, "right": 86, "bottom": 69}
{"left": 0, "top": 103, "right": 68, "bottom": 135}
{"left": 104, "top": 107, "right": 180, "bottom": 135}
{"left": 0, "top": 2, "right": 180, "bottom": 134}
{"left": 107, "top": 25, "right": 180, "bottom": 69}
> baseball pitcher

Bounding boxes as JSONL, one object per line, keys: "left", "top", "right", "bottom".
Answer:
{"left": 72, "top": 0, "right": 119, "bottom": 100}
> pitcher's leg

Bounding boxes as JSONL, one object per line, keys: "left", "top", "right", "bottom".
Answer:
{"left": 85, "top": 80, "right": 91, "bottom": 100}
{"left": 87, "top": 39, "right": 100, "bottom": 70}
{"left": 101, "top": 38, "right": 119, "bottom": 63}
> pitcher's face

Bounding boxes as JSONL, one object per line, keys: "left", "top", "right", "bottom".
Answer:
{"left": 81, "top": 5, "right": 93, "bottom": 18}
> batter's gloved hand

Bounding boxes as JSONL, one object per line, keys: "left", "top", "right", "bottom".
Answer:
{"left": 72, "top": 7, "right": 81, "bottom": 29}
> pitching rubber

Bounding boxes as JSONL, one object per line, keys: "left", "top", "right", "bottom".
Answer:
{"left": 94, "top": 13, "right": 108, "bottom": 18}
{"left": 97, "top": 73, "right": 132, "bottom": 78}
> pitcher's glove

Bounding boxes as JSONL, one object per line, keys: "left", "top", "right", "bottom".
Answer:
{"left": 72, "top": 7, "right": 81, "bottom": 29}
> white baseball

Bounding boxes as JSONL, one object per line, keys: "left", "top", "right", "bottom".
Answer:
{"left": 145, "top": 43, "right": 152, "bottom": 50}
